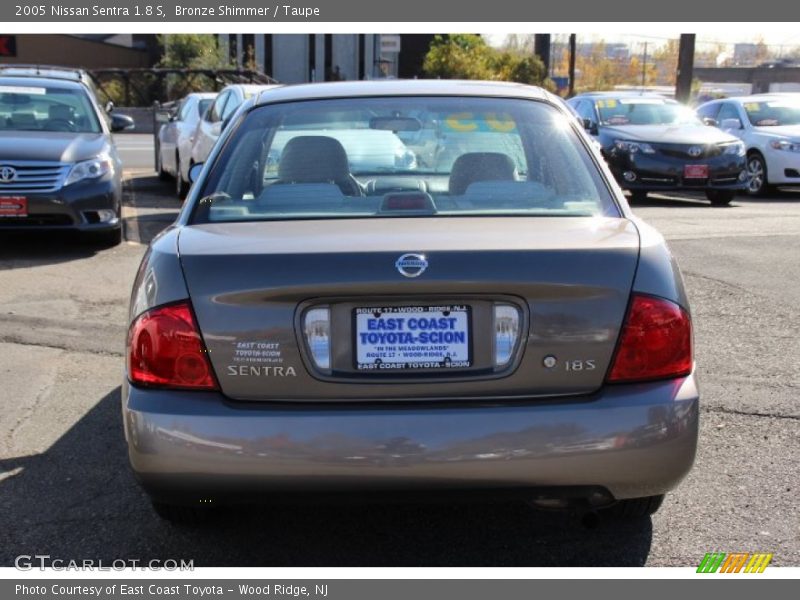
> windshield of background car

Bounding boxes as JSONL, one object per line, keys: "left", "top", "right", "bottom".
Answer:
{"left": 0, "top": 84, "right": 101, "bottom": 133}
{"left": 596, "top": 98, "right": 701, "bottom": 126}
{"left": 743, "top": 100, "right": 800, "bottom": 126}
{"left": 191, "top": 96, "right": 618, "bottom": 223}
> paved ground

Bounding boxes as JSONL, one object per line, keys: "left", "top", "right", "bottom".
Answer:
{"left": 0, "top": 137, "right": 798, "bottom": 566}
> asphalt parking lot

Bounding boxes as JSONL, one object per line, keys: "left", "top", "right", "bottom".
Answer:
{"left": 0, "top": 134, "right": 798, "bottom": 567}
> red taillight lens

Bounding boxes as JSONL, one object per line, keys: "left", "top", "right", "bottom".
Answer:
{"left": 607, "top": 294, "right": 693, "bottom": 383}
{"left": 127, "top": 301, "right": 218, "bottom": 390}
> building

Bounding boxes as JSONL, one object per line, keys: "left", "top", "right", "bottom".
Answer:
{"left": 0, "top": 34, "right": 155, "bottom": 68}
{"left": 217, "top": 34, "right": 435, "bottom": 82}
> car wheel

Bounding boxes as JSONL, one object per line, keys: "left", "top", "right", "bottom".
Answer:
{"left": 746, "top": 153, "right": 770, "bottom": 196}
{"left": 151, "top": 501, "right": 215, "bottom": 525}
{"left": 176, "top": 155, "right": 189, "bottom": 199}
{"left": 705, "top": 190, "right": 735, "bottom": 206}
{"left": 602, "top": 494, "right": 665, "bottom": 519}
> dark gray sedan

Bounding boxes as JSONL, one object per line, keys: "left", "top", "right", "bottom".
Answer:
{"left": 124, "top": 80, "right": 698, "bottom": 524}
{"left": 0, "top": 71, "right": 131, "bottom": 244}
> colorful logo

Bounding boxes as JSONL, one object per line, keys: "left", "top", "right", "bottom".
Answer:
{"left": 697, "top": 552, "right": 773, "bottom": 573}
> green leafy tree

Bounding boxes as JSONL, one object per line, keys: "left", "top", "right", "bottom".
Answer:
{"left": 422, "top": 34, "right": 552, "bottom": 88}
{"left": 158, "top": 34, "right": 234, "bottom": 99}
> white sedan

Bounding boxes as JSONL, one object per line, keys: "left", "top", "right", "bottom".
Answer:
{"left": 156, "top": 92, "right": 216, "bottom": 198}
{"left": 697, "top": 94, "right": 800, "bottom": 195}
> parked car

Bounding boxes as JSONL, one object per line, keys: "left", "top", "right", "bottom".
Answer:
{"left": 696, "top": 94, "right": 800, "bottom": 195}
{"left": 187, "top": 83, "right": 278, "bottom": 197}
{"left": 568, "top": 92, "right": 748, "bottom": 205}
{"left": 0, "top": 66, "right": 133, "bottom": 244}
{"left": 124, "top": 80, "right": 698, "bottom": 525}
{"left": 155, "top": 92, "right": 216, "bottom": 198}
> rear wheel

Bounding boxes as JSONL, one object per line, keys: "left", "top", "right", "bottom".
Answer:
{"left": 602, "top": 494, "right": 665, "bottom": 519}
{"left": 746, "top": 152, "right": 772, "bottom": 196}
{"left": 151, "top": 501, "right": 215, "bottom": 525}
{"left": 705, "top": 189, "right": 735, "bottom": 206}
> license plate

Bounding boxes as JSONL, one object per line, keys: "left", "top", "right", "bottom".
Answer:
{"left": 355, "top": 305, "right": 471, "bottom": 371}
{"left": 684, "top": 164, "right": 709, "bottom": 179}
{"left": 0, "top": 197, "right": 27, "bottom": 217}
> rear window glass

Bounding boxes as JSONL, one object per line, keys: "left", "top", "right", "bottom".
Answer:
{"left": 191, "top": 96, "right": 617, "bottom": 223}
{"left": 0, "top": 84, "right": 101, "bottom": 133}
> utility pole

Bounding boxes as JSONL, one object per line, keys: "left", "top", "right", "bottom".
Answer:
{"left": 568, "top": 34, "right": 576, "bottom": 97}
{"left": 534, "top": 34, "right": 551, "bottom": 74}
{"left": 675, "top": 34, "right": 696, "bottom": 103}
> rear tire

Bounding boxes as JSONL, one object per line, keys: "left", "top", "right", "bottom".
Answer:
{"left": 705, "top": 189, "right": 735, "bottom": 206}
{"left": 602, "top": 494, "right": 665, "bottom": 519}
{"left": 151, "top": 501, "right": 214, "bottom": 525}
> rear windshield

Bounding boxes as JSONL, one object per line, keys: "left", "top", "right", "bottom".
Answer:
{"left": 597, "top": 98, "right": 701, "bottom": 126}
{"left": 191, "top": 96, "right": 617, "bottom": 223}
{"left": 0, "top": 84, "right": 101, "bottom": 133}
{"left": 743, "top": 100, "right": 800, "bottom": 126}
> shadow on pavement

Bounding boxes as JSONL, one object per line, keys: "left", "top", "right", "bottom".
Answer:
{"left": 0, "top": 231, "right": 107, "bottom": 270}
{"left": 0, "top": 387, "right": 653, "bottom": 567}
{"left": 122, "top": 174, "right": 181, "bottom": 245}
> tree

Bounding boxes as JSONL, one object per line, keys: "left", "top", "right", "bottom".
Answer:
{"left": 422, "top": 34, "right": 552, "bottom": 88}
{"left": 158, "top": 34, "right": 234, "bottom": 99}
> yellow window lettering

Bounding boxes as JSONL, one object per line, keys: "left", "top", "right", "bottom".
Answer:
{"left": 485, "top": 113, "right": 516, "bottom": 132}
{"left": 446, "top": 112, "right": 478, "bottom": 131}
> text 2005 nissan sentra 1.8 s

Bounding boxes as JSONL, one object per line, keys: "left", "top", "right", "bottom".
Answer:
{"left": 123, "top": 80, "right": 698, "bottom": 524}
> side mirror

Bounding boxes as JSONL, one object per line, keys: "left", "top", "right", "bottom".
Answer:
{"left": 720, "top": 118, "right": 743, "bottom": 130}
{"left": 110, "top": 113, "right": 135, "bottom": 132}
{"left": 105, "top": 100, "right": 115, "bottom": 114}
{"left": 702, "top": 117, "right": 718, "bottom": 127}
{"left": 582, "top": 118, "right": 598, "bottom": 135}
{"left": 188, "top": 163, "right": 203, "bottom": 184}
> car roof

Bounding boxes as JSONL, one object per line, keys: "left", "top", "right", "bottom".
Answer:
{"left": 225, "top": 84, "right": 279, "bottom": 94}
{"left": 720, "top": 94, "right": 800, "bottom": 103}
{"left": 253, "top": 79, "right": 549, "bottom": 106}
{"left": 0, "top": 75, "right": 85, "bottom": 90}
{"left": 572, "top": 91, "right": 673, "bottom": 101}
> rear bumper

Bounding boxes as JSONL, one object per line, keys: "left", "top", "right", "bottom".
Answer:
{"left": 123, "top": 373, "right": 699, "bottom": 505}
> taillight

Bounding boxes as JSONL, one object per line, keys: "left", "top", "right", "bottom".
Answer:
{"left": 607, "top": 294, "right": 692, "bottom": 383}
{"left": 127, "top": 301, "right": 218, "bottom": 390}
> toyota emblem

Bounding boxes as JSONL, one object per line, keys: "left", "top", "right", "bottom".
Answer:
{"left": 688, "top": 146, "right": 703, "bottom": 158}
{"left": 0, "top": 166, "right": 17, "bottom": 183}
